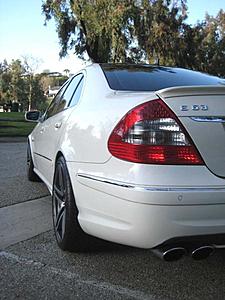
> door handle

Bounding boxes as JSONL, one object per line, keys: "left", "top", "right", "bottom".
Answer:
{"left": 40, "top": 127, "right": 45, "bottom": 133}
{"left": 55, "top": 122, "right": 62, "bottom": 129}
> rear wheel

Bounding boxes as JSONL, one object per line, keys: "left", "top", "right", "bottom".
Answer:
{"left": 27, "top": 143, "right": 40, "bottom": 182}
{"left": 52, "top": 156, "right": 93, "bottom": 252}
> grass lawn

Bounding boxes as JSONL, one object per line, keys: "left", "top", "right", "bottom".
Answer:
{"left": 0, "top": 112, "right": 25, "bottom": 121}
{"left": 0, "top": 112, "right": 36, "bottom": 137}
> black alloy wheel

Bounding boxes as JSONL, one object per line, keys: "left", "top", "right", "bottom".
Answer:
{"left": 52, "top": 156, "right": 93, "bottom": 252}
{"left": 27, "top": 143, "right": 40, "bottom": 182}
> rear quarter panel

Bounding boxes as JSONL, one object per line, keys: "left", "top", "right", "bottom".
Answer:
{"left": 61, "top": 64, "right": 157, "bottom": 163}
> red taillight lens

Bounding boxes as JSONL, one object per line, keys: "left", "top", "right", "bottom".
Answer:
{"left": 108, "top": 99, "right": 204, "bottom": 165}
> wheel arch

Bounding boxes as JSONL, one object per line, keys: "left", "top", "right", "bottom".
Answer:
{"left": 27, "top": 135, "right": 35, "bottom": 164}
{"left": 54, "top": 151, "right": 64, "bottom": 169}
{"left": 54, "top": 150, "right": 72, "bottom": 179}
{"left": 53, "top": 150, "right": 78, "bottom": 209}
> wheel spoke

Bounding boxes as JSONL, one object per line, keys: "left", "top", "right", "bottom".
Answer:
{"left": 53, "top": 162, "right": 67, "bottom": 240}
{"left": 58, "top": 165, "right": 64, "bottom": 190}
{"left": 54, "top": 184, "right": 64, "bottom": 199}
{"left": 61, "top": 209, "right": 66, "bottom": 238}
{"left": 55, "top": 202, "right": 66, "bottom": 238}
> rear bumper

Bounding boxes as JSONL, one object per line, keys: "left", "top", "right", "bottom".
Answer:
{"left": 68, "top": 172, "right": 225, "bottom": 249}
{"left": 77, "top": 173, "right": 225, "bottom": 206}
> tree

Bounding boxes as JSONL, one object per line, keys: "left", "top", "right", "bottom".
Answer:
{"left": 30, "top": 74, "right": 48, "bottom": 111}
{"left": 132, "top": 0, "right": 188, "bottom": 65}
{"left": 63, "top": 68, "right": 70, "bottom": 75}
{"left": 22, "top": 55, "right": 42, "bottom": 110}
{"left": 199, "top": 10, "right": 225, "bottom": 76}
{"left": 42, "top": 1, "right": 225, "bottom": 77}
{"left": 9, "top": 60, "right": 26, "bottom": 103}
{"left": 178, "top": 9, "right": 225, "bottom": 76}
{"left": 42, "top": 0, "right": 136, "bottom": 62}
{"left": 42, "top": 0, "right": 188, "bottom": 64}
{"left": 39, "top": 72, "right": 68, "bottom": 93}
{"left": 0, "top": 58, "right": 48, "bottom": 111}
{"left": 0, "top": 60, "right": 11, "bottom": 103}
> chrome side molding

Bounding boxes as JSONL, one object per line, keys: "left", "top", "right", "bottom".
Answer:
{"left": 77, "top": 173, "right": 225, "bottom": 192}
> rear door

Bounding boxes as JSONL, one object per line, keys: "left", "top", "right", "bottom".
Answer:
{"left": 157, "top": 86, "right": 225, "bottom": 177}
{"left": 34, "top": 73, "right": 84, "bottom": 186}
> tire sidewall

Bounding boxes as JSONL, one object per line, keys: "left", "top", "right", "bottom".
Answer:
{"left": 52, "top": 156, "right": 82, "bottom": 250}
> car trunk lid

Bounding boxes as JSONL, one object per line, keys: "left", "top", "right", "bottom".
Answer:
{"left": 157, "top": 86, "right": 225, "bottom": 177}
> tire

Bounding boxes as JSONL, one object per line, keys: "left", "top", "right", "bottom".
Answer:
{"left": 27, "top": 143, "right": 40, "bottom": 182}
{"left": 52, "top": 156, "right": 93, "bottom": 252}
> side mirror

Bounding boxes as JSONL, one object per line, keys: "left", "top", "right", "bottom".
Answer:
{"left": 25, "top": 111, "right": 41, "bottom": 122}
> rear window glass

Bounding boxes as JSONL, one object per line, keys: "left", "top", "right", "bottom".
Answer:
{"left": 100, "top": 64, "right": 225, "bottom": 91}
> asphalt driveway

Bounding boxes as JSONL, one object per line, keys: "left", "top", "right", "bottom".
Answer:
{"left": 1, "top": 142, "right": 225, "bottom": 300}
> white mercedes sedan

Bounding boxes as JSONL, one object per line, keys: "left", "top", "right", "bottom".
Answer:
{"left": 26, "top": 64, "right": 225, "bottom": 261}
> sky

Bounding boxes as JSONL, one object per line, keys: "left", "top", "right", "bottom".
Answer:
{"left": 0, "top": 0, "right": 224, "bottom": 74}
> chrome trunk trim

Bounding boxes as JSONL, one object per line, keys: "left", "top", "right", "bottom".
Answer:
{"left": 190, "top": 116, "right": 225, "bottom": 123}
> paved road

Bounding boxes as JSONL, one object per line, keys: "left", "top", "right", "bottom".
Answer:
{"left": 1, "top": 142, "right": 225, "bottom": 300}
{"left": 0, "top": 142, "right": 49, "bottom": 208}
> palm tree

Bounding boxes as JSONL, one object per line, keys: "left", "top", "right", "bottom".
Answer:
{"left": 63, "top": 69, "right": 70, "bottom": 76}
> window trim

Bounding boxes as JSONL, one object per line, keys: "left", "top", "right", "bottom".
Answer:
{"left": 68, "top": 75, "right": 84, "bottom": 108}
{"left": 43, "top": 70, "right": 86, "bottom": 121}
{"left": 55, "top": 73, "right": 84, "bottom": 113}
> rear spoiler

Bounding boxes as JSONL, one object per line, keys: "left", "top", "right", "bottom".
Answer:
{"left": 157, "top": 85, "right": 225, "bottom": 99}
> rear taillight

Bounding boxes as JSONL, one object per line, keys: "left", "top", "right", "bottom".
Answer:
{"left": 108, "top": 99, "right": 204, "bottom": 165}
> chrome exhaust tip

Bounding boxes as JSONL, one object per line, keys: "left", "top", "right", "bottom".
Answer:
{"left": 152, "top": 247, "right": 186, "bottom": 262}
{"left": 191, "top": 245, "right": 215, "bottom": 260}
